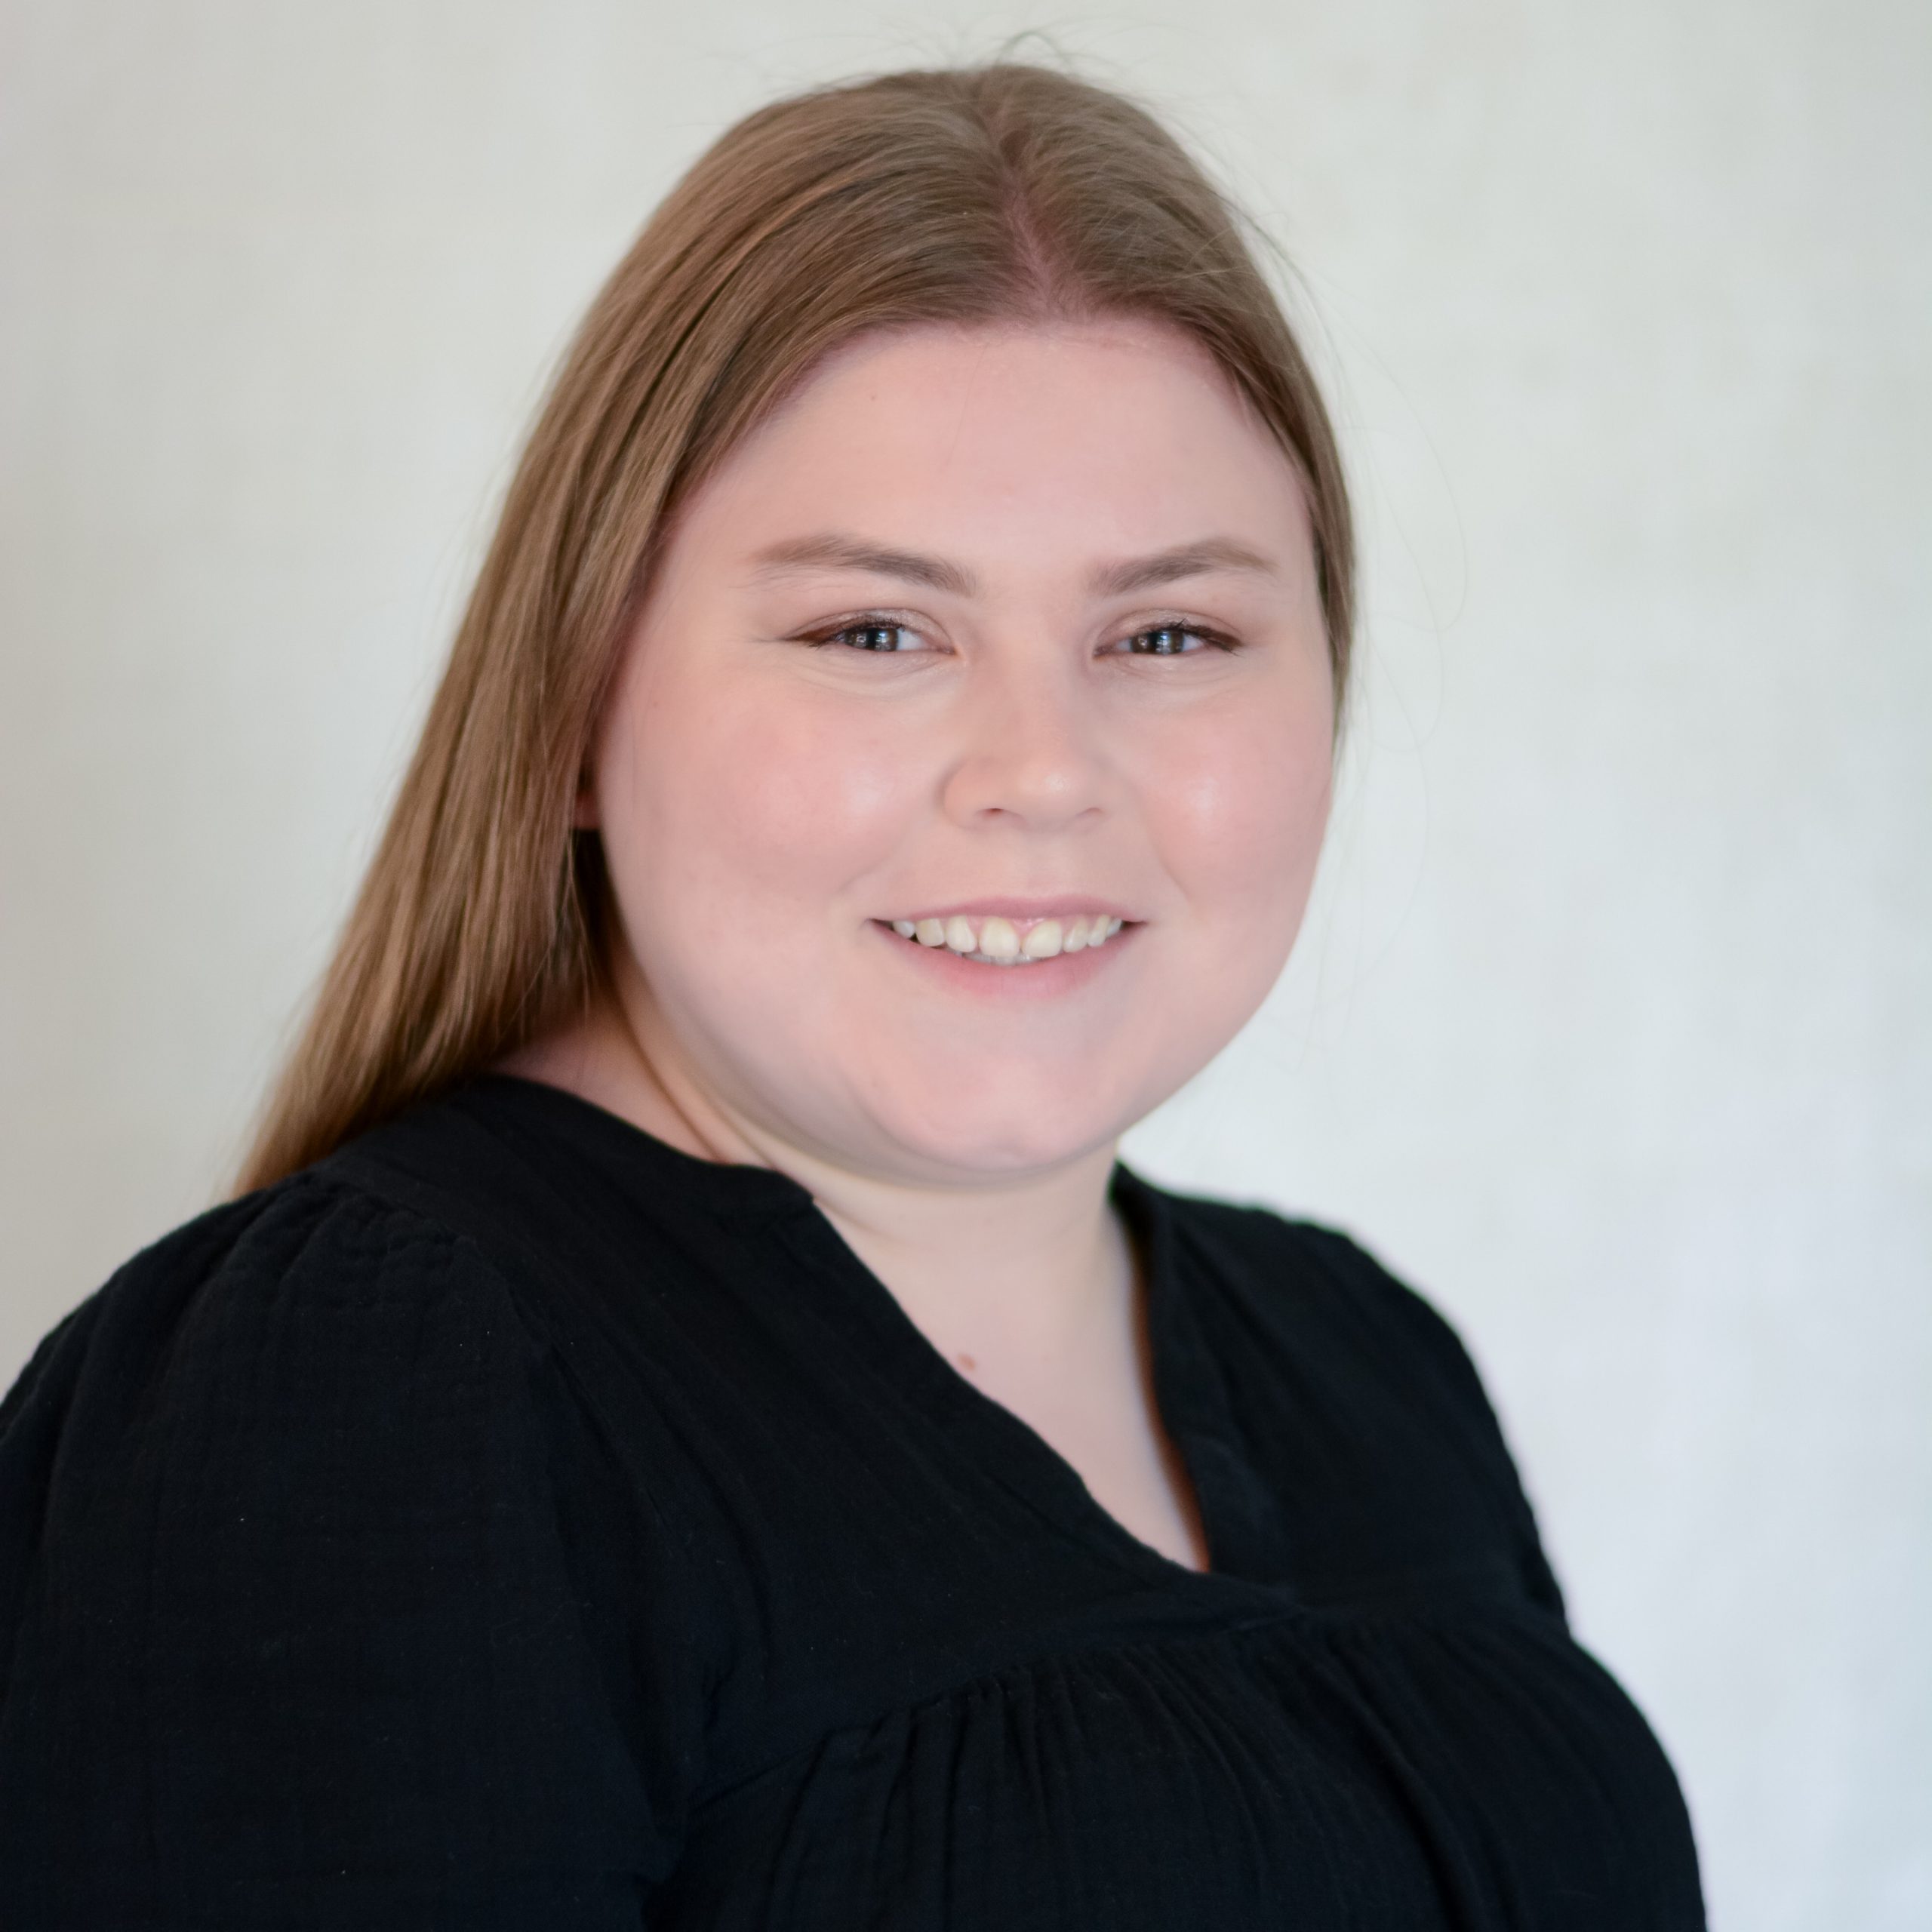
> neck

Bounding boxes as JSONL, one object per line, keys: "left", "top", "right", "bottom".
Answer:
{"left": 810, "top": 1147, "right": 1131, "bottom": 1375}
{"left": 497, "top": 972, "right": 1134, "bottom": 1374}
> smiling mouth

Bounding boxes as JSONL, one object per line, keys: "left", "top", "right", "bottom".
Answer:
{"left": 880, "top": 912, "right": 1128, "bottom": 966}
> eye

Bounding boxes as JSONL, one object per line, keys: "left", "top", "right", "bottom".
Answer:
{"left": 811, "top": 617, "right": 929, "bottom": 654}
{"left": 1109, "top": 622, "right": 1238, "bottom": 657}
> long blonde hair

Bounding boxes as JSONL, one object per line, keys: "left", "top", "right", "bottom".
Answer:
{"left": 235, "top": 61, "right": 1356, "bottom": 1193}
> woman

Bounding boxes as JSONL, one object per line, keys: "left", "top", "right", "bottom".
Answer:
{"left": 0, "top": 62, "right": 1703, "bottom": 1929}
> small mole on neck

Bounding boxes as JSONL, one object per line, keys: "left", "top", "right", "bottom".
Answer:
{"left": 955, "top": 1353, "right": 977, "bottom": 1374}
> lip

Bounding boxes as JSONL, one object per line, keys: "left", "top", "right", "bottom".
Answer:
{"left": 880, "top": 897, "right": 1140, "bottom": 925}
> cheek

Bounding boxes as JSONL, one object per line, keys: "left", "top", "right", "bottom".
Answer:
{"left": 1149, "top": 695, "right": 1334, "bottom": 924}
{"left": 601, "top": 663, "right": 917, "bottom": 946}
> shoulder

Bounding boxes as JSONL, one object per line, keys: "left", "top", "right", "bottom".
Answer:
{"left": 0, "top": 1169, "right": 564, "bottom": 1681}
{"left": 1, "top": 1093, "right": 729, "bottom": 1679}
{"left": 1140, "top": 1178, "right": 1567, "bottom": 1617}
{"left": 1154, "top": 1184, "right": 1489, "bottom": 1407}
{"left": 2, "top": 1167, "right": 534, "bottom": 1497}
{"left": 2, "top": 1073, "right": 685, "bottom": 1478}
{"left": 0, "top": 1155, "right": 689, "bottom": 1912}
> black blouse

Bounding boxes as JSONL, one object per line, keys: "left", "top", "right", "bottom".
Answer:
{"left": 0, "top": 1075, "right": 1703, "bottom": 1928}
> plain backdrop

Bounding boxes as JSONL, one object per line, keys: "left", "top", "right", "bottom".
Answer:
{"left": 3, "top": 2, "right": 1927, "bottom": 1926}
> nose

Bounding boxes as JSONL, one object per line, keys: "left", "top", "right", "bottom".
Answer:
{"left": 938, "top": 641, "right": 1109, "bottom": 833}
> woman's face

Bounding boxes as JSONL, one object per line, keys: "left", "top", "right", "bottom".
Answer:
{"left": 589, "top": 318, "right": 1334, "bottom": 1184}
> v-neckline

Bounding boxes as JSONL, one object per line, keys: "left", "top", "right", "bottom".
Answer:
{"left": 764, "top": 1159, "right": 1291, "bottom": 1598}
{"left": 469, "top": 1073, "right": 1291, "bottom": 1596}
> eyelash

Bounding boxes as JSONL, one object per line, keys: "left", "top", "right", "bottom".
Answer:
{"left": 801, "top": 615, "right": 1242, "bottom": 657}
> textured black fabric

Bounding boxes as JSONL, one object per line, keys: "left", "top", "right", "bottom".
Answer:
{"left": 0, "top": 1075, "right": 1704, "bottom": 1928}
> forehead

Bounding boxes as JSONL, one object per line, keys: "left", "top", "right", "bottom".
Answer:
{"left": 670, "top": 318, "right": 1312, "bottom": 577}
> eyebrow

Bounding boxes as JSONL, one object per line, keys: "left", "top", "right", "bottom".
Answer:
{"left": 749, "top": 535, "right": 977, "bottom": 596}
{"left": 747, "top": 534, "right": 1280, "bottom": 600}
{"left": 1087, "top": 539, "right": 1279, "bottom": 598}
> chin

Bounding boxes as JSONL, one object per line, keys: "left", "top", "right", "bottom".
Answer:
{"left": 851, "top": 1079, "right": 1143, "bottom": 1183}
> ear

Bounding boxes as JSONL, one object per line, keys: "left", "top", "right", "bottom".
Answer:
{"left": 572, "top": 769, "right": 600, "bottom": 829}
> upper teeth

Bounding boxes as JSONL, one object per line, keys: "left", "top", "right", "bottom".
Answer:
{"left": 888, "top": 913, "right": 1126, "bottom": 963}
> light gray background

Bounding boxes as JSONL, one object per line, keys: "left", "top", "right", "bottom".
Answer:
{"left": 3, "top": 2, "right": 1927, "bottom": 1925}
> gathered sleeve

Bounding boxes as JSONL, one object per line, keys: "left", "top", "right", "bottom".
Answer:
{"left": 0, "top": 1177, "right": 697, "bottom": 1929}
